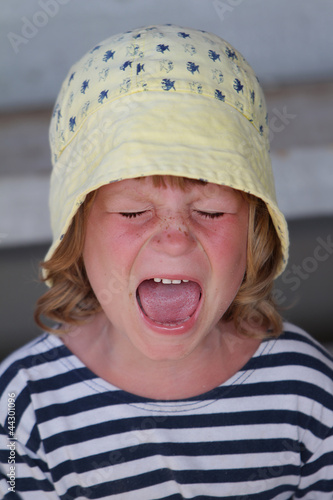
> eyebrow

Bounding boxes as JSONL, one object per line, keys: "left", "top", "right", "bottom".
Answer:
{"left": 98, "top": 180, "right": 243, "bottom": 207}
{"left": 97, "top": 187, "right": 152, "bottom": 208}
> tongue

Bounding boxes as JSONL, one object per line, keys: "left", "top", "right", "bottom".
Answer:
{"left": 138, "top": 280, "right": 201, "bottom": 324}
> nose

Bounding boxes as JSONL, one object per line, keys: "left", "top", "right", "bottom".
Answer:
{"left": 150, "top": 214, "right": 197, "bottom": 257}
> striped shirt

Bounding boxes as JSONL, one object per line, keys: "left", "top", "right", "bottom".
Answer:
{"left": 1, "top": 323, "right": 332, "bottom": 499}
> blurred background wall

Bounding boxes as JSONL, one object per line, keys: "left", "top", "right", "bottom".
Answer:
{"left": 1, "top": 0, "right": 333, "bottom": 360}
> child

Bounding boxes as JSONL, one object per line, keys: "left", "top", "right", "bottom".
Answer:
{"left": 1, "top": 25, "right": 332, "bottom": 499}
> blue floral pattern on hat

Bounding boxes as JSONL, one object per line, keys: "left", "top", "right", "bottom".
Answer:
{"left": 50, "top": 25, "right": 268, "bottom": 163}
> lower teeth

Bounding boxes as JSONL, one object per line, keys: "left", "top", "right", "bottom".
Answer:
{"left": 154, "top": 316, "right": 191, "bottom": 326}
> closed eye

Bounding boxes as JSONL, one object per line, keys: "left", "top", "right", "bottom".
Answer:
{"left": 119, "top": 211, "right": 147, "bottom": 218}
{"left": 195, "top": 211, "right": 225, "bottom": 219}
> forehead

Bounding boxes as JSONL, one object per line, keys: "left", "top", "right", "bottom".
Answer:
{"left": 95, "top": 176, "right": 243, "bottom": 202}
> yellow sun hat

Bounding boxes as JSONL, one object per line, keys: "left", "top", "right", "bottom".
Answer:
{"left": 47, "top": 24, "right": 288, "bottom": 276}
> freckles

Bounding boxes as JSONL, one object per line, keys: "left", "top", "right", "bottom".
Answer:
{"left": 178, "top": 226, "right": 189, "bottom": 237}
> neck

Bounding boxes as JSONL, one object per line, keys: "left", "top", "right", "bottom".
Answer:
{"left": 63, "top": 313, "right": 261, "bottom": 400}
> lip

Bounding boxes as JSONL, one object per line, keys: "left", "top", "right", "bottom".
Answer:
{"left": 136, "top": 277, "right": 203, "bottom": 335}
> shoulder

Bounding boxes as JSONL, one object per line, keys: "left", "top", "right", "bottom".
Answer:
{"left": 275, "top": 322, "right": 333, "bottom": 366}
{"left": 243, "top": 323, "right": 333, "bottom": 449}
{"left": 0, "top": 333, "right": 70, "bottom": 390}
{"left": 257, "top": 322, "right": 333, "bottom": 400}
{"left": 0, "top": 334, "right": 67, "bottom": 451}
{"left": 0, "top": 334, "right": 71, "bottom": 422}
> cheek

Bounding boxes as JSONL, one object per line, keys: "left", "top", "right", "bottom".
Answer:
{"left": 83, "top": 233, "right": 127, "bottom": 310}
{"left": 212, "top": 217, "right": 248, "bottom": 257}
{"left": 207, "top": 216, "right": 249, "bottom": 286}
{"left": 83, "top": 216, "right": 143, "bottom": 293}
{"left": 229, "top": 226, "right": 248, "bottom": 272}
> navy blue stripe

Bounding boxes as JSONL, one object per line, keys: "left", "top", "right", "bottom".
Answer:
{"left": 282, "top": 330, "right": 333, "bottom": 361}
{"left": 156, "top": 496, "right": 183, "bottom": 500}
{"left": 247, "top": 350, "right": 333, "bottom": 381}
{"left": 29, "top": 367, "right": 98, "bottom": 393}
{"left": 26, "top": 422, "right": 42, "bottom": 454}
{"left": 14, "top": 476, "right": 54, "bottom": 493}
{"left": 0, "top": 448, "right": 23, "bottom": 465}
{"left": 298, "top": 479, "right": 333, "bottom": 495}
{"left": 36, "top": 391, "right": 127, "bottom": 423}
{"left": 300, "top": 449, "right": 333, "bottom": 477}
{"left": 5, "top": 386, "right": 33, "bottom": 429}
{"left": 43, "top": 405, "right": 330, "bottom": 454}
{"left": 0, "top": 340, "right": 72, "bottom": 390}
{"left": 61, "top": 464, "right": 300, "bottom": 499}
{"left": 227, "top": 484, "right": 296, "bottom": 500}
{"left": 156, "top": 494, "right": 294, "bottom": 500}
{"left": 1, "top": 433, "right": 49, "bottom": 474}
{"left": 50, "top": 437, "right": 303, "bottom": 482}
{"left": 170, "top": 465, "right": 299, "bottom": 485}
{"left": 36, "top": 376, "right": 333, "bottom": 422}
{"left": 221, "top": 380, "right": 333, "bottom": 412}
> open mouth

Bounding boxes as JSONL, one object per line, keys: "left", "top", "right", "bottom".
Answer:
{"left": 136, "top": 278, "right": 202, "bottom": 327}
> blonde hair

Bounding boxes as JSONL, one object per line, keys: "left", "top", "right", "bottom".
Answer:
{"left": 34, "top": 176, "right": 282, "bottom": 338}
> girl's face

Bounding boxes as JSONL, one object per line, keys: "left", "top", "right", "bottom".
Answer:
{"left": 83, "top": 177, "right": 249, "bottom": 363}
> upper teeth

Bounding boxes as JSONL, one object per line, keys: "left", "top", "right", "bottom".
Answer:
{"left": 153, "top": 278, "right": 189, "bottom": 284}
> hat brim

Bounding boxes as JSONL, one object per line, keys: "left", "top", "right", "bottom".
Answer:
{"left": 47, "top": 91, "right": 288, "bottom": 277}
